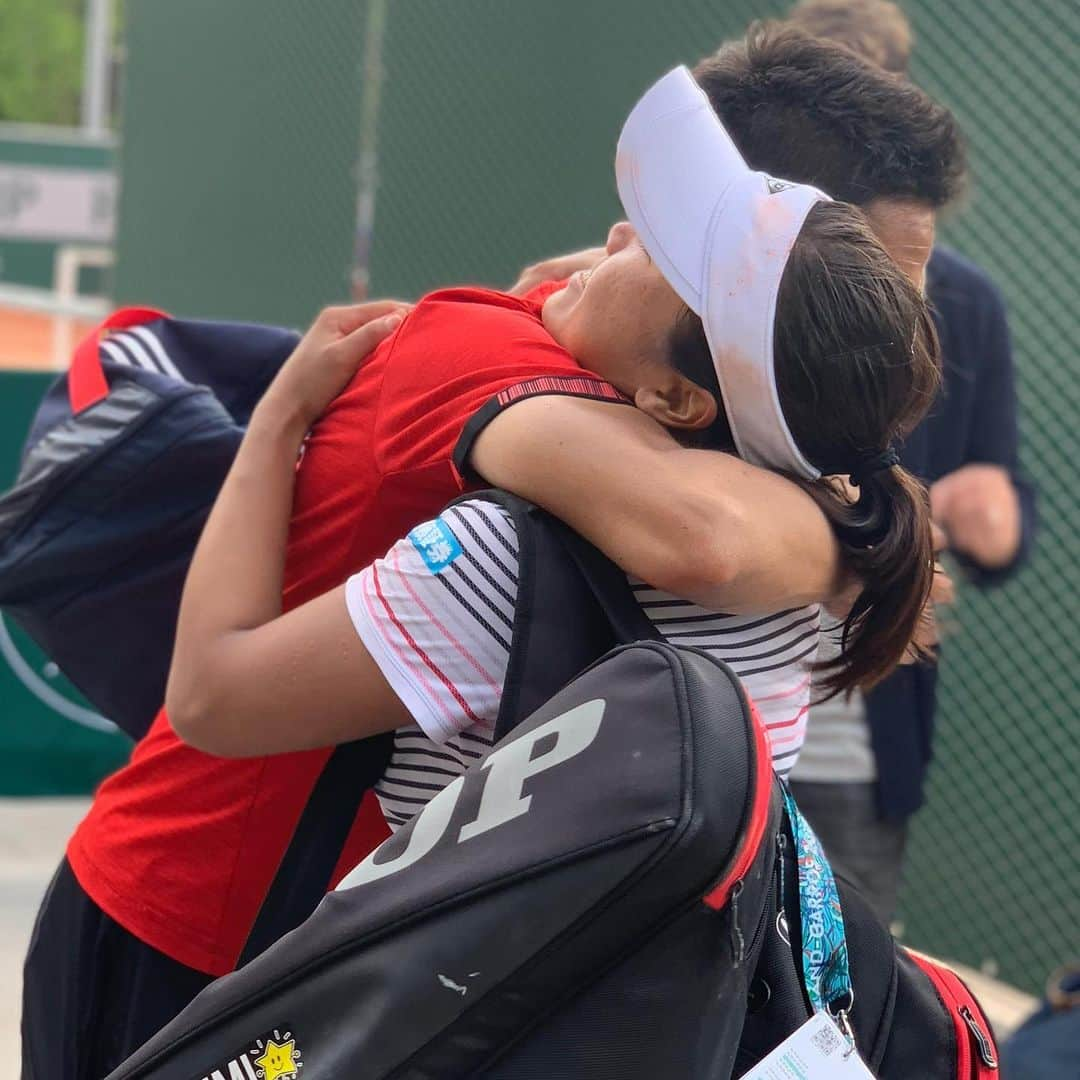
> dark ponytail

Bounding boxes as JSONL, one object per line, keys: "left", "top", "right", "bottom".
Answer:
{"left": 668, "top": 200, "right": 942, "bottom": 695}
{"left": 774, "top": 200, "right": 942, "bottom": 696}
{"left": 800, "top": 463, "right": 935, "bottom": 696}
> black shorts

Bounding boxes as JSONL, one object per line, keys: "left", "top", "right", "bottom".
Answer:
{"left": 21, "top": 858, "right": 214, "bottom": 1080}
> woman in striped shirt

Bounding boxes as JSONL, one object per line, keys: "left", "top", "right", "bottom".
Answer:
{"left": 345, "top": 498, "right": 821, "bottom": 829}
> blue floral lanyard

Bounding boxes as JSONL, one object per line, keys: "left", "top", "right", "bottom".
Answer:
{"left": 781, "top": 783, "right": 857, "bottom": 1048}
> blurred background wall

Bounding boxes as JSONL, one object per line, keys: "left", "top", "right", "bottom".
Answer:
{"left": 0, "top": 0, "right": 1075, "bottom": 995}
{"left": 112, "top": 0, "right": 370, "bottom": 327}
{"left": 368, "top": 0, "right": 1080, "bottom": 996}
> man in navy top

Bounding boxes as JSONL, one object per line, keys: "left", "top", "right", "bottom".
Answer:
{"left": 785, "top": 0, "right": 1037, "bottom": 922}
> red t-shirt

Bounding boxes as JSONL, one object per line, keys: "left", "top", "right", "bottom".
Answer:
{"left": 67, "top": 283, "right": 626, "bottom": 975}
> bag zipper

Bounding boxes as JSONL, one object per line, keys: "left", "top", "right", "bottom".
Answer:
{"left": 960, "top": 1005, "right": 998, "bottom": 1070}
{"left": 773, "top": 830, "right": 788, "bottom": 943}
{"left": 907, "top": 951, "right": 998, "bottom": 1075}
{"left": 732, "top": 831, "right": 783, "bottom": 967}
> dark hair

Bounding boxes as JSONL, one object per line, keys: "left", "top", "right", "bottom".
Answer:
{"left": 692, "top": 22, "right": 964, "bottom": 208}
{"left": 668, "top": 200, "right": 940, "bottom": 696}
{"left": 667, "top": 308, "right": 736, "bottom": 453}
{"left": 785, "top": 0, "right": 913, "bottom": 75}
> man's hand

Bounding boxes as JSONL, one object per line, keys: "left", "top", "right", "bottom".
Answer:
{"left": 258, "top": 301, "right": 410, "bottom": 433}
{"left": 930, "top": 463, "right": 1021, "bottom": 570}
{"left": 508, "top": 247, "right": 606, "bottom": 297}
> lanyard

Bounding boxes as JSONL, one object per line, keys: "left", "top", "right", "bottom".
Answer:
{"left": 781, "top": 784, "right": 855, "bottom": 1042}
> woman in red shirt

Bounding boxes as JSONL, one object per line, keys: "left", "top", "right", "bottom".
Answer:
{"left": 24, "top": 64, "right": 942, "bottom": 1080}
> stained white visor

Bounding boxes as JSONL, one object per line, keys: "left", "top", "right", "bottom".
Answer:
{"left": 616, "top": 66, "right": 830, "bottom": 479}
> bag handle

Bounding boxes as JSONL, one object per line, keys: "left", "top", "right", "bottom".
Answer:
{"left": 69, "top": 306, "right": 169, "bottom": 414}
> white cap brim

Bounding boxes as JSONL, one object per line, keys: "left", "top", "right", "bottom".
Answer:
{"left": 616, "top": 66, "right": 829, "bottom": 480}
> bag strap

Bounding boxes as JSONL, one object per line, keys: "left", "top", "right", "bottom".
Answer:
{"left": 456, "top": 491, "right": 660, "bottom": 741}
{"left": 554, "top": 519, "right": 663, "bottom": 647}
{"left": 69, "top": 307, "right": 169, "bottom": 414}
{"left": 239, "top": 734, "right": 393, "bottom": 966}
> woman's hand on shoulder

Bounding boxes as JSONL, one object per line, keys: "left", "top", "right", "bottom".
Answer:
{"left": 257, "top": 300, "right": 411, "bottom": 434}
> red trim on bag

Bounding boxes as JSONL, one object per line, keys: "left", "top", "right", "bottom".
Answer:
{"left": 907, "top": 949, "right": 1000, "bottom": 1077}
{"left": 69, "top": 306, "right": 170, "bottom": 414}
{"left": 703, "top": 698, "right": 773, "bottom": 910}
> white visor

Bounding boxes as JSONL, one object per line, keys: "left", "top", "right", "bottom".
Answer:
{"left": 616, "top": 66, "right": 830, "bottom": 480}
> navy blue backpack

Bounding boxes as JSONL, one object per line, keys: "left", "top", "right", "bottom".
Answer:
{"left": 0, "top": 308, "right": 300, "bottom": 739}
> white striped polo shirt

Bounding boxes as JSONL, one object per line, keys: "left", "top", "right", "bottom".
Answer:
{"left": 346, "top": 499, "right": 819, "bottom": 830}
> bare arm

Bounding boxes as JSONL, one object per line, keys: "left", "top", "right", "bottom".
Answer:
{"left": 506, "top": 245, "right": 845, "bottom": 608}
{"left": 469, "top": 395, "right": 844, "bottom": 612}
{"left": 167, "top": 302, "right": 414, "bottom": 757}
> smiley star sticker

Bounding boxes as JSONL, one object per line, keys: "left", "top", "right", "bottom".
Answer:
{"left": 254, "top": 1037, "right": 300, "bottom": 1080}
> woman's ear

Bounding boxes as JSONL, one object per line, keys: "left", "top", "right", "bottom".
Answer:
{"left": 633, "top": 372, "right": 718, "bottom": 432}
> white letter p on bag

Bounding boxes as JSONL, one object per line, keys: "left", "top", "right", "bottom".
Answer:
{"left": 458, "top": 699, "right": 605, "bottom": 844}
{"left": 337, "top": 698, "right": 606, "bottom": 889}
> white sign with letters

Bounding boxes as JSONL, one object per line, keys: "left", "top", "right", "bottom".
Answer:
{"left": 0, "top": 162, "right": 116, "bottom": 242}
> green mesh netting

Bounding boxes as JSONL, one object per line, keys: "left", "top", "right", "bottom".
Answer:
{"left": 108, "top": 0, "right": 1077, "bottom": 993}
{"left": 113, "top": 0, "right": 370, "bottom": 328}
{"left": 892, "top": 0, "right": 1079, "bottom": 992}
{"left": 367, "top": 0, "right": 1078, "bottom": 994}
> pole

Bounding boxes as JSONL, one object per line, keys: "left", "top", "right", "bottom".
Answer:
{"left": 81, "top": 0, "right": 113, "bottom": 135}
{"left": 353, "top": 0, "right": 388, "bottom": 299}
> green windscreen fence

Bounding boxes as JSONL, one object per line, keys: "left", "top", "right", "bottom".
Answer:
{"left": 367, "top": 0, "right": 1078, "bottom": 994}
{"left": 5, "top": 0, "right": 1073, "bottom": 987}
{"left": 112, "top": 0, "right": 371, "bottom": 328}
{"left": 887, "top": 0, "right": 1079, "bottom": 993}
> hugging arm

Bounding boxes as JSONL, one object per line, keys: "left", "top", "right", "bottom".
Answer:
{"left": 467, "top": 394, "right": 845, "bottom": 612}
{"left": 167, "top": 304, "right": 414, "bottom": 757}
{"left": 168, "top": 288, "right": 844, "bottom": 756}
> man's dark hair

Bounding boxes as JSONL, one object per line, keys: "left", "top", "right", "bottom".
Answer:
{"left": 693, "top": 22, "right": 965, "bottom": 207}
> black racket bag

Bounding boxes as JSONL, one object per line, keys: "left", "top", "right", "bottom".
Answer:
{"left": 110, "top": 640, "right": 781, "bottom": 1080}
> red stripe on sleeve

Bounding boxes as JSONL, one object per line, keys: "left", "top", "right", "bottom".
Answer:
{"left": 371, "top": 563, "right": 484, "bottom": 728}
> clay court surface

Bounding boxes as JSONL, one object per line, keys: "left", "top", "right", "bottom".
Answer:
{"left": 0, "top": 303, "right": 96, "bottom": 372}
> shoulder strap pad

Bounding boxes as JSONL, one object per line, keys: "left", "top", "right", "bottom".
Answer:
{"left": 453, "top": 491, "right": 660, "bottom": 741}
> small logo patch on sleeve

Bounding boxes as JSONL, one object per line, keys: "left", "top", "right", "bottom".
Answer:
{"left": 408, "top": 517, "right": 462, "bottom": 574}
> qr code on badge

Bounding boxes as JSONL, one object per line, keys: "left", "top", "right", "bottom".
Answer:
{"left": 811, "top": 1022, "right": 843, "bottom": 1057}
